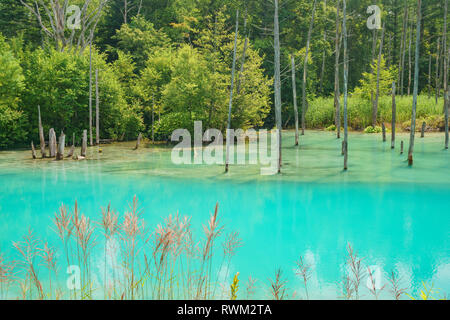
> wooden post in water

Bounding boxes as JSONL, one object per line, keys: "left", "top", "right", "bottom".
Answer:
{"left": 38, "top": 105, "right": 46, "bottom": 158}
{"left": 382, "top": 123, "right": 386, "bottom": 142}
{"left": 135, "top": 133, "right": 142, "bottom": 150}
{"left": 49, "top": 128, "right": 57, "bottom": 158}
{"left": 421, "top": 121, "right": 426, "bottom": 138}
{"left": 67, "top": 133, "right": 75, "bottom": 158}
{"left": 31, "top": 141, "right": 36, "bottom": 159}
{"left": 391, "top": 82, "right": 396, "bottom": 149}
{"left": 56, "top": 132, "right": 65, "bottom": 160}
{"left": 81, "top": 130, "right": 87, "bottom": 157}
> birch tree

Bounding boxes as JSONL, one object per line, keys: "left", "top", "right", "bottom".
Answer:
{"left": 373, "top": 24, "right": 385, "bottom": 127}
{"left": 408, "top": 0, "right": 422, "bottom": 166}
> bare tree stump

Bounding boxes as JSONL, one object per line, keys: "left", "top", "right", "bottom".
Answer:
{"left": 31, "top": 141, "right": 36, "bottom": 159}
{"left": 56, "top": 132, "right": 65, "bottom": 160}
{"left": 421, "top": 121, "right": 426, "bottom": 138}
{"left": 382, "top": 123, "right": 386, "bottom": 142}
{"left": 49, "top": 128, "right": 57, "bottom": 158}
{"left": 400, "top": 140, "right": 404, "bottom": 154}
{"left": 81, "top": 130, "right": 87, "bottom": 157}
{"left": 134, "top": 133, "right": 142, "bottom": 150}
{"left": 38, "top": 105, "right": 46, "bottom": 158}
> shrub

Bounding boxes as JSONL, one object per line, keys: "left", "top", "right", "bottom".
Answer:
{"left": 364, "top": 125, "right": 382, "bottom": 134}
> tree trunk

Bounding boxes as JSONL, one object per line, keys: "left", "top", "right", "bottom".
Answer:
{"left": 49, "top": 128, "right": 57, "bottom": 158}
{"left": 407, "top": 17, "right": 413, "bottom": 96}
{"left": 408, "top": 0, "right": 422, "bottom": 166}
{"left": 56, "top": 132, "right": 65, "bottom": 160}
{"left": 320, "top": 0, "right": 328, "bottom": 94}
{"left": 301, "top": 0, "right": 318, "bottom": 136}
{"left": 392, "top": 82, "right": 397, "bottom": 149}
{"left": 152, "top": 94, "right": 155, "bottom": 143}
{"left": 401, "top": 140, "right": 404, "bottom": 154}
{"left": 31, "top": 141, "right": 36, "bottom": 159}
{"left": 81, "top": 130, "right": 87, "bottom": 157}
{"left": 67, "top": 133, "right": 75, "bottom": 158}
{"left": 444, "top": 0, "right": 448, "bottom": 149}
{"left": 274, "top": 1, "right": 282, "bottom": 173}
{"left": 373, "top": 24, "right": 385, "bottom": 127}
{"left": 382, "top": 123, "right": 386, "bottom": 142}
{"left": 343, "top": 0, "right": 349, "bottom": 170}
{"left": 37, "top": 105, "right": 46, "bottom": 158}
{"left": 225, "top": 10, "right": 239, "bottom": 173}
{"left": 428, "top": 54, "right": 432, "bottom": 98}
{"left": 95, "top": 69, "right": 100, "bottom": 146}
{"left": 421, "top": 121, "right": 426, "bottom": 138}
{"left": 334, "top": 0, "right": 341, "bottom": 139}
{"left": 135, "top": 133, "right": 142, "bottom": 150}
{"left": 436, "top": 37, "right": 441, "bottom": 104}
{"left": 237, "top": 8, "right": 248, "bottom": 95}
{"left": 291, "top": 55, "right": 299, "bottom": 146}
{"left": 89, "top": 39, "right": 93, "bottom": 146}
{"left": 399, "top": 2, "right": 408, "bottom": 95}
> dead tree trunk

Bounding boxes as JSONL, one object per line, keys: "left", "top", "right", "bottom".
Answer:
{"left": 392, "top": 82, "right": 397, "bottom": 149}
{"left": 134, "top": 133, "right": 142, "bottom": 150}
{"left": 343, "top": 0, "right": 349, "bottom": 170}
{"left": 428, "top": 54, "right": 432, "bottom": 98}
{"left": 301, "top": 0, "right": 317, "bottom": 136}
{"left": 96, "top": 69, "right": 100, "bottom": 145}
{"left": 400, "top": 2, "right": 408, "bottom": 95}
{"left": 49, "top": 128, "right": 57, "bottom": 158}
{"left": 401, "top": 140, "right": 404, "bottom": 154}
{"left": 373, "top": 24, "right": 385, "bottom": 127}
{"left": 319, "top": 0, "right": 328, "bottom": 94}
{"left": 421, "top": 121, "right": 426, "bottom": 138}
{"left": 37, "top": 105, "right": 46, "bottom": 158}
{"left": 81, "top": 130, "right": 87, "bottom": 157}
{"left": 334, "top": 0, "right": 341, "bottom": 139}
{"left": 382, "top": 123, "right": 387, "bottom": 142}
{"left": 436, "top": 37, "right": 441, "bottom": 104}
{"left": 444, "top": 0, "right": 448, "bottom": 149}
{"left": 89, "top": 39, "right": 93, "bottom": 146}
{"left": 274, "top": 1, "right": 282, "bottom": 173}
{"left": 225, "top": 10, "right": 239, "bottom": 173}
{"left": 291, "top": 55, "right": 299, "bottom": 146}
{"left": 237, "top": 8, "right": 248, "bottom": 95}
{"left": 56, "top": 132, "right": 65, "bottom": 160}
{"left": 31, "top": 141, "right": 36, "bottom": 159}
{"left": 407, "top": 17, "right": 413, "bottom": 96}
{"left": 152, "top": 94, "right": 155, "bottom": 143}
{"left": 408, "top": 0, "right": 422, "bottom": 166}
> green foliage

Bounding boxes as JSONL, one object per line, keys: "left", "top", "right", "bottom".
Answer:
{"left": 326, "top": 124, "right": 336, "bottom": 131}
{"left": 306, "top": 95, "right": 444, "bottom": 131}
{"left": 364, "top": 126, "right": 382, "bottom": 134}
{"left": 0, "top": 34, "right": 27, "bottom": 148}
{"left": 353, "top": 55, "right": 396, "bottom": 100}
{"left": 152, "top": 112, "right": 193, "bottom": 142}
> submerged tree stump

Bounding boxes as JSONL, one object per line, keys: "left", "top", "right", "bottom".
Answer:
{"left": 38, "top": 105, "right": 46, "bottom": 158}
{"left": 382, "top": 123, "right": 386, "bottom": 142}
{"left": 31, "top": 141, "right": 36, "bottom": 159}
{"left": 421, "top": 121, "right": 426, "bottom": 138}
{"left": 56, "top": 132, "right": 65, "bottom": 160}
{"left": 400, "top": 141, "right": 404, "bottom": 154}
{"left": 134, "top": 133, "right": 142, "bottom": 150}
{"left": 49, "top": 128, "right": 57, "bottom": 158}
{"left": 81, "top": 130, "right": 87, "bottom": 157}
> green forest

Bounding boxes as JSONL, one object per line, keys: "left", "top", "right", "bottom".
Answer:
{"left": 0, "top": 0, "right": 448, "bottom": 149}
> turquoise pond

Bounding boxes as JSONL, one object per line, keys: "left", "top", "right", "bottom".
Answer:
{"left": 0, "top": 130, "right": 449, "bottom": 299}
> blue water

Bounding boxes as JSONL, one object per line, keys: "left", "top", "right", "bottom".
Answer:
{"left": 0, "top": 131, "right": 449, "bottom": 299}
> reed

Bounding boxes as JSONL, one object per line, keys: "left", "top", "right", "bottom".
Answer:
{"left": 269, "top": 268, "right": 287, "bottom": 300}
{"left": 295, "top": 256, "right": 312, "bottom": 300}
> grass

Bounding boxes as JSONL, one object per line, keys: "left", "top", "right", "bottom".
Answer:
{"left": 306, "top": 95, "right": 445, "bottom": 131}
{"left": 0, "top": 199, "right": 446, "bottom": 300}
